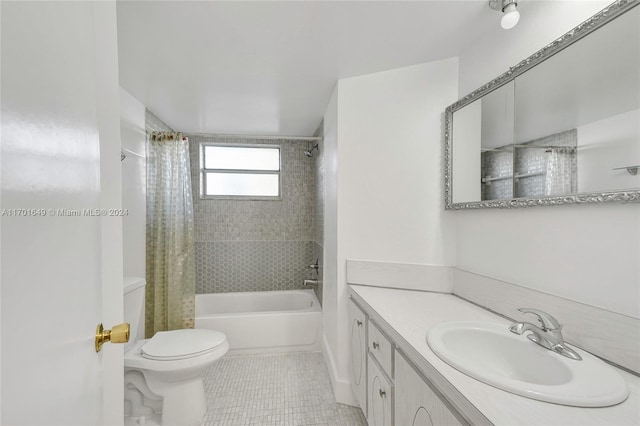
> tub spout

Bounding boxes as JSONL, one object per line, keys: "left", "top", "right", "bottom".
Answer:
{"left": 303, "top": 279, "right": 319, "bottom": 286}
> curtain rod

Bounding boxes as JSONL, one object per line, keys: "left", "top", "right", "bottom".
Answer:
{"left": 482, "top": 144, "right": 576, "bottom": 152}
{"left": 513, "top": 144, "right": 576, "bottom": 150}
{"left": 182, "top": 132, "right": 322, "bottom": 142}
{"left": 121, "top": 147, "right": 145, "bottom": 159}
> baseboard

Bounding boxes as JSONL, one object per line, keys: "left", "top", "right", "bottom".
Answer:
{"left": 322, "top": 334, "right": 359, "bottom": 407}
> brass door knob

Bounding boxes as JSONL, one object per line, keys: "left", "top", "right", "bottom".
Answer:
{"left": 95, "top": 322, "right": 130, "bottom": 352}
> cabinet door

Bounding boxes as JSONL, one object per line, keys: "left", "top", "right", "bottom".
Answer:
{"left": 368, "top": 355, "right": 393, "bottom": 426}
{"left": 348, "top": 299, "right": 367, "bottom": 412}
{"left": 395, "top": 350, "right": 464, "bottom": 426}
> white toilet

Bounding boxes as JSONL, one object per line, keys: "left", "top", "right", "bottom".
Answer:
{"left": 123, "top": 277, "right": 229, "bottom": 426}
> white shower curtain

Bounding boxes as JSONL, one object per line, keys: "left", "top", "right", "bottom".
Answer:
{"left": 146, "top": 131, "right": 196, "bottom": 337}
{"left": 545, "top": 147, "right": 575, "bottom": 196}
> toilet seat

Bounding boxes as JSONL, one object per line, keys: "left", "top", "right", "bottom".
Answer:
{"left": 124, "top": 330, "right": 229, "bottom": 373}
{"left": 141, "top": 329, "right": 227, "bottom": 361}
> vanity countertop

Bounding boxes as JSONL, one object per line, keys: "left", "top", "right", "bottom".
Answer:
{"left": 348, "top": 284, "right": 640, "bottom": 426}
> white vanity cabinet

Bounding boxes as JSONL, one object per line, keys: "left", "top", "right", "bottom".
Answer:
{"left": 394, "top": 350, "right": 465, "bottom": 426}
{"left": 349, "top": 296, "right": 465, "bottom": 426}
{"left": 348, "top": 299, "right": 368, "bottom": 414}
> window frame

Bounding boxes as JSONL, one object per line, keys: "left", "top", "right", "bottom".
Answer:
{"left": 199, "top": 142, "right": 282, "bottom": 200}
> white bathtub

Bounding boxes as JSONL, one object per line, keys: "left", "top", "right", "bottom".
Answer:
{"left": 195, "top": 289, "right": 322, "bottom": 355}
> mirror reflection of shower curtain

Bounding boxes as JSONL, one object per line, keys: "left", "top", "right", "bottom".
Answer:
{"left": 146, "top": 131, "right": 196, "bottom": 337}
{"left": 545, "top": 147, "right": 575, "bottom": 196}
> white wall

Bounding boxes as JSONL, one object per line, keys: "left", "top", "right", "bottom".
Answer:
{"left": 321, "top": 85, "right": 341, "bottom": 399}
{"left": 338, "top": 59, "right": 458, "bottom": 266}
{"left": 323, "top": 58, "right": 459, "bottom": 403}
{"left": 456, "top": 0, "right": 640, "bottom": 318}
{"left": 120, "top": 88, "right": 147, "bottom": 278}
{"left": 577, "top": 109, "right": 640, "bottom": 193}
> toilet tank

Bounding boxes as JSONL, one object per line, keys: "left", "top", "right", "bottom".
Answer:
{"left": 124, "top": 277, "right": 146, "bottom": 350}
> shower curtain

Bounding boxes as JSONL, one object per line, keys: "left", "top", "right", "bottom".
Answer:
{"left": 545, "top": 147, "right": 575, "bottom": 196}
{"left": 146, "top": 131, "right": 195, "bottom": 337}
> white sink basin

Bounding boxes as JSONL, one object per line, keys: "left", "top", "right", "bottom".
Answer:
{"left": 427, "top": 321, "right": 629, "bottom": 407}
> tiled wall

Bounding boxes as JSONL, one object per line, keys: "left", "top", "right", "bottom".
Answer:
{"left": 482, "top": 149, "right": 513, "bottom": 200}
{"left": 514, "top": 129, "right": 577, "bottom": 198}
{"left": 481, "top": 129, "right": 577, "bottom": 200}
{"left": 187, "top": 135, "right": 316, "bottom": 294}
{"left": 195, "top": 241, "right": 313, "bottom": 293}
{"left": 144, "top": 113, "right": 320, "bottom": 296}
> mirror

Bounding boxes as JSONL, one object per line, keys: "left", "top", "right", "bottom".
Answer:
{"left": 452, "top": 82, "right": 515, "bottom": 203}
{"left": 445, "top": 0, "right": 640, "bottom": 209}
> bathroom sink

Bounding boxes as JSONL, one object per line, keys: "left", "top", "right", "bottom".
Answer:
{"left": 426, "top": 321, "right": 629, "bottom": 407}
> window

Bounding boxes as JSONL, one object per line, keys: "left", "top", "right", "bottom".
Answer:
{"left": 200, "top": 144, "right": 281, "bottom": 199}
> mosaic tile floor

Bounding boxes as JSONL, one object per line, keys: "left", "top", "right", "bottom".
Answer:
{"left": 194, "top": 352, "right": 367, "bottom": 426}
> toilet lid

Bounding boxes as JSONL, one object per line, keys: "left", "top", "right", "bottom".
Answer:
{"left": 141, "top": 329, "right": 227, "bottom": 360}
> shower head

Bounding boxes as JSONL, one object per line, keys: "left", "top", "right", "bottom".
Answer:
{"left": 304, "top": 144, "right": 319, "bottom": 157}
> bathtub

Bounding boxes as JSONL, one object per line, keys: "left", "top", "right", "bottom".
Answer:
{"left": 195, "top": 289, "right": 322, "bottom": 355}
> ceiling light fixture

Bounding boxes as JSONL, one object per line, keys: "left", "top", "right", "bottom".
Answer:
{"left": 490, "top": 0, "right": 520, "bottom": 30}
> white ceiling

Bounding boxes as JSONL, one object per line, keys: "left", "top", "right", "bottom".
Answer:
{"left": 117, "top": 1, "right": 497, "bottom": 136}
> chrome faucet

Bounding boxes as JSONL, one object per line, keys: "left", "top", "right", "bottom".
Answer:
{"left": 308, "top": 259, "right": 319, "bottom": 272}
{"left": 509, "top": 308, "right": 582, "bottom": 361}
{"left": 303, "top": 279, "right": 319, "bottom": 286}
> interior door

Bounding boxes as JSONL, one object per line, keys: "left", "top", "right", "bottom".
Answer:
{"left": 1, "top": 2, "right": 123, "bottom": 424}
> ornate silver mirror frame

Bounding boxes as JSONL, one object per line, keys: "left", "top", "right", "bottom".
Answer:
{"left": 444, "top": 0, "right": 640, "bottom": 210}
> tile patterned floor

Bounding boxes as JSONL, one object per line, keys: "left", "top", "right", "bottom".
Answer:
{"left": 194, "top": 352, "right": 367, "bottom": 426}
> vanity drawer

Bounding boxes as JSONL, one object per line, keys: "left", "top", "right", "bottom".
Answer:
{"left": 369, "top": 320, "right": 394, "bottom": 377}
